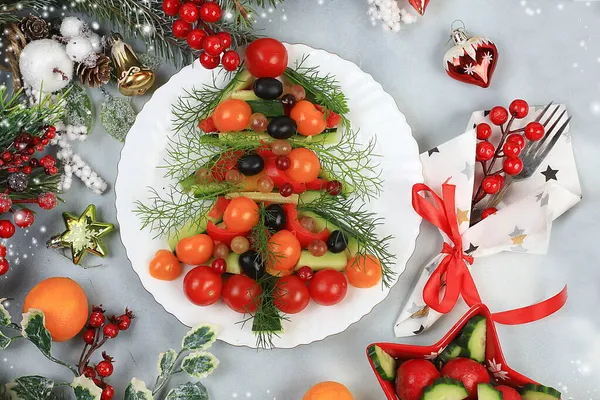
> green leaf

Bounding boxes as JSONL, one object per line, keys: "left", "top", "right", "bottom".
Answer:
{"left": 137, "top": 53, "right": 162, "bottom": 72}
{"left": 124, "top": 378, "right": 152, "bottom": 400}
{"left": 154, "top": 349, "right": 178, "bottom": 392}
{"left": 100, "top": 92, "right": 137, "bottom": 142}
{"left": 62, "top": 83, "right": 94, "bottom": 132}
{"left": 0, "top": 331, "right": 11, "bottom": 349}
{"left": 20, "top": 310, "right": 51, "bottom": 357}
{"left": 0, "top": 298, "right": 11, "bottom": 326}
{"left": 180, "top": 352, "right": 219, "bottom": 379}
{"left": 5, "top": 375, "right": 54, "bottom": 400}
{"left": 71, "top": 376, "right": 102, "bottom": 400}
{"left": 166, "top": 382, "right": 209, "bottom": 400}
{"left": 181, "top": 325, "right": 218, "bottom": 351}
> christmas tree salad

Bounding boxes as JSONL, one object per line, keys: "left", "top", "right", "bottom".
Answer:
{"left": 134, "top": 38, "right": 404, "bottom": 348}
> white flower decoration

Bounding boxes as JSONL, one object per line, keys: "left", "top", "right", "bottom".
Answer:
{"left": 487, "top": 358, "right": 509, "bottom": 381}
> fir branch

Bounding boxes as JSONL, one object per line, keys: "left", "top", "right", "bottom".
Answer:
{"left": 5, "top": 168, "right": 62, "bottom": 201}
{"left": 297, "top": 193, "right": 396, "bottom": 287}
{"left": 0, "top": 0, "right": 47, "bottom": 27}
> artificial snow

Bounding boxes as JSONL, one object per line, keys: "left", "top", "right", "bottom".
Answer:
{"left": 19, "top": 39, "right": 73, "bottom": 93}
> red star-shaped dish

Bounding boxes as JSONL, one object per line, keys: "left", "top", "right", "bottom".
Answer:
{"left": 367, "top": 304, "right": 549, "bottom": 399}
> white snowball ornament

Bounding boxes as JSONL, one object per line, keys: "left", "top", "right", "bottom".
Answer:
{"left": 88, "top": 33, "right": 102, "bottom": 53}
{"left": 19, "top": 39, "right": 73, "bottom": 93}
{"left": 60, "top": 16, "right": 87, "bottom": 38}
{"left": 66, "top": 37, "right": 94, "bottom": 62}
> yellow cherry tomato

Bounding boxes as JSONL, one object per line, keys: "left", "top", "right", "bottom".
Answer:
{"left": 290, "top": 100, "right": 327, "bottom": 136}
{"left": 285, "top": 148, "right": 321, "bottom": 183}
{"left": 345, "top": 255, "right": 382, "bottom": 288}
{"left": 223, "top": 196, "right": 259, "bottom": 232}
{"left": 212, "top": 99, "right": 252, "bottom": 132}
{"left": 149, "top": 249, "right": 183, "bottom": 280}
{"left": 175, "top": 234, "right": 214, "bottom": 265}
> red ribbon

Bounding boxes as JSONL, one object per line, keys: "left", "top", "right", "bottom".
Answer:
{"left": 413, "top": 182, "right": 568, "bottom": 325}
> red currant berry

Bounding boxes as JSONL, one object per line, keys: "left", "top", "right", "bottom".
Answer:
{"left": 509, "top": 99, "right": 529, "bottom": 119}
{"left": 45, "top": 126, "right": 56, "bottom": 139}
{"left": 25, "top": 147, "right": 34, "bottom": 155}
{"left": 101, "top": 384, "right": 114, "bottom": 400}
{"left": 0, "top": 244, "right": 6, "bottom": 258}
{"left": 162, "top": 0, "right": 181, "bottom": 16}
{"left": 37, "top": 192, "right": 57, "bottom": 210}
{"left": 275, "top": 156, "right": 290, "bottom": 170}
{"left": 0, "top": 220, "right": 15, "bottom": 239}
{"left": 481, "top": 207, "right": 498, "bottom": 219}
{"left": 21, "top": 166, "right": 32, "bottom": 174}
{"left": 489, "top": 106, "right": 509, "bottom": 126}
{"left": 179, "top": 2, "right": 199, "bottom": 23}
{"left": 481, "top": 176, "right": 503, "bottom": 194}
{"left": 29, "top": 158, "right": 39, "bottom": 168}
{"left": 297, "top": 266, "right": 313, "bottom": 281}
{"left": 13, "top": 208, "right": 34, "bottom": 228}
{"left": 1, "top": 152, "right": 11, "bottom": 161}
{"left": 40, "top": 155, "right": 55, "bottom": 168}
{"left": 89, "top": 310, "right": 105, "bottom": 328}
{"left": 189, "top": 0, "right": 205, "bottom": 4}
{"left": 221, "top": 50, "right": 241, "bottom": 71}
{"left": 199, "top": 52, "right": 220, "bottom": 69}
{"left": 172, "top": 19, "right": 191, "bottom": 39}
{"left": 211, "top": 257, "right": 227, "bottom": 274}
{"left": 47, "top": 166, "right": 59, "bottom": 175}
{"left": 35, "top": 144, "right": 44, "bottom": 152}
{"left": 279, "top": 183, "right": 294, "bottom": 197}
{"left": 216, "top": 32, "right": 232, "bottom": 49}
{"left": 96, "top": 360, "right": 113, "bottom": 378}
{"left": 475, "top": 141, "right": 495, "bottom": 161}
{"left": 103, "top": 323, "right": 119, "bottom": 338}
{"left": 507, "top": 133, "right": 526, "bottom": 150}
{"left": 83, "top": 366, "right": 96, "bottom": 378}
{"left": 186, "top": 29, "right": 207, "bottom": 50}
{"left": 524, "top": 121, "right": 544, "bottom": 141}
{"left": 326, "top": 180, "right": 342, "bottom": 196}
{"left": 503, "top": 157, "right": 524, "bottom": 175}
{"left": 203, "top": 35, "right": 223, "bottom": 56}
{"left": 117, "top": 315, "right": 131, "bottom": 331}
{"left": 0, "top": 258, "right": 8, "bottom": 276}
{"left": 200, "top": 1, "right": 222, "bottom": 23}
{"left": 83, "top": 328, "right": 96, "bottom": 344}
{"left": 502, "top": 141, "right": 521, "bottom": 157}
{"left": 0, "top": 193, "right": 13, "bottom": 213}
{"left": 476, "top": 123, "right": 492, "bottom": 140}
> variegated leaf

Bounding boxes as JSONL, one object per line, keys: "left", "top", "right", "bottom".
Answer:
{"left": 0, "top": 331, "right": 11, "bottom": 349}
{"left": 0, "top": 298, "right": 11, "bottom": 326}
{"left": 181, "top": 325, "right": 218, "bottom": 351}
{"left": 154, "top": 349, "right": 177, "bottom": 391}
{"left": 124, "top": 378, "right": 153, "bottom": 400}
{"left": 166, "top": 382, "right": 209, "bottom": 400}
{"left": 71, "top": 376, "right": 102, "bottom": 400}
{"left": 21, "top": 310, "right": 51, "bottom": 356}
{"left": 5, "top": 375, "right": 54, "bottom": 400}
{"left": 181, "top": 352, "right": 219, "bottom": 379}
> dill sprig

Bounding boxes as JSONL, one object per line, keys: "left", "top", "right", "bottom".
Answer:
{"left": 297, "top": 193, "right": 396, "bottom": 287}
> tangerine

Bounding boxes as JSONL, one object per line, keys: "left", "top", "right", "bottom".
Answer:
{"left": 302, "top": 381, "right": 354, "bottom": 400}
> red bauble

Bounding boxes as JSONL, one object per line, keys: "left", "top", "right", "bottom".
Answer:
{"left": 489, "top": 106, "right": 508, "bottom": 126}
{"left": 14, "top": 208, "right": 34, "bottom": 228}
{"left": 0, "top": 220, "right": 15, "bottom": 238}
{"left": 509, "top": 99, "right": 529, "bottom": 119}
{"left": 179, "top": 2, "right": 200, "bottom": 23}
{"left": 162, "top": 0, "right": 181, "bottom": 16}
{"left": 443, "top": 28, "right": 498, "bottom": 88}
{"left": 221, "top": 50, "right": 241, "bottom": 71}
{"left": 507, "top": 133, "right": 526, "bottom": 150}
{"left": 172, "top": 19, "right": 191, "bottom": 39}
{"left": 525, "top": 121, "right": 545, "bottom": 141}
{"left": 0, "top": 244, "right": 6, "bottom": 257}
{"left": 408, "top": 0, "right": 430, "bottom": 15}
{"left": 0, "top": 258, "right": 8, "bottom": 276}
{"left": 186, "top": 29, "right": 207, "bottom": 50}
{"left": 476, "top": 123, "right": 492, "bottom": 140}
{"left": 200, "top": 1, "right": 222, "bottom": 23}
{"left": 481, "top": 176, "right": 503, "bottom": 194}
{"left": 199, "top": 52, "right": 220, "bottom": 69}
{"left": 481, "top": 207, "right": 497, "bottom": 219}
{"left": 216, "top": 32, "right": 232, "bottom": 49}
{"left": 0, "top": 193, "right": 12, "bottom": 213}
{"left": 475, "top": 141, "right": 495, "bottom": 161}
{"left": 503, "top": 157, "right": 524, "bottom": 175}
{"left": 502, "top": 141, "right": 521, "bottom": 157}
{"left": 203, "top": 35, "right": 223, "bottom": 56}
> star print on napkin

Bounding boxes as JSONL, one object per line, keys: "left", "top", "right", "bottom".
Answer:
{"left": 541, "top": 165, "right": 559, "bottom": 181}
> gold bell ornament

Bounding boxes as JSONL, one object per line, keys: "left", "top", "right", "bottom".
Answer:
{"left": 107, "top": 33, "right": 155, "bottom": 96}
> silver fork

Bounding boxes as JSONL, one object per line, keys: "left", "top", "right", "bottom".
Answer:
{"left": 483, "top": 103, "right": 572, "bottom": 209}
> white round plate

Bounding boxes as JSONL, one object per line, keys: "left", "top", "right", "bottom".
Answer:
{"left": 115, "top": 43, "right": 422, "bottom": 348}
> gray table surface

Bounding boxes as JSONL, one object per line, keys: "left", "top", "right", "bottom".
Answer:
{"left": 2, "top": 0, "right": 599, "bottom": 399}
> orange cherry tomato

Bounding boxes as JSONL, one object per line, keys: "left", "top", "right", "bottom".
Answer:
{"left": 345, "top": 255, "right": 382, "bottom": 288}
{"left": 175, "top": 234, "right": 214, "bottom": 265}
{"left": 223, "top": 197, "right": 259, "bottom": 232}
{"left": 285, "top": 148, "right": 321, "bottom": 183}
{"left": 267, "top": 229, "right": 301, "bottom": 271}
{"left": 212, "top": 99, "right": 252, "bottom": 132}
{"left": 149, "top": 249, "right": 182, "bottom": 281}
{"left": 290, "top": 100, "right": 327, "bottom": 136}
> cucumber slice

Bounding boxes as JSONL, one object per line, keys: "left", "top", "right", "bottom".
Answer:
{"left": 218, "top": 130, "right": 340, "bottom": 146}
{"left": 299, "top": 210, "right": 359, "bottom": 256}
{"left": 295, "top": 250, "right": 347, "bottom": 271}
{"left": 367, "top": 345, "right": 396, "bottom": 381}
{"left": 421, "top": 378, "right": 468, "bottom": 400}
{"left": 230, "top": 90, "right": 260, "bottom": 102}
{"left": 246, "top": 100, "right": 285, "bottom": 117}
{"left": 520, "top": 384, "right": 561, "bottom": 400}
{"left": 478, "top": 383, "right": 503, "bottom": 400}
{"left": 224, "top": 191, "right": 299, "bottom": 204}
{"left": 437, "top": 343, "right": 470, "bottom": 366}
{"left": 167, "top": 217, "right": 210, "bottom": 251}
{"left": 226, "top": 253, "right": 242, "bottom": 274}
{"left": 456, "top": 315, "right": 486, "bottom": 363}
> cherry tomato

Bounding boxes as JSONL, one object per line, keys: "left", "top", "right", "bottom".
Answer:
{"left": 183, "top": 266, "right": 222, "bottom": 306}
{"left": 346, "top": 255, "right": 382, "bottom": 288}
{"left": 149, "top": 249, "right": 182, "bottom": 281}
{"left": 273, "top": 275, "right": 310, "bottom": 314}
{"left": 175, "top": 234, "right": 214, "bottom": 265}
{"left": 207, "top": 197, "right": 231, "bottom": 220}
{"left": 267, "top": 230, "right": 301, "bottom": 272}
{"left": 440, "top": 358, "right": 490, "bottom": 399}
{"left": 495, "top": 386, "right": 521, "bottom": 400}
{"left": 222, "top": 274, "right": 262, "bottom": 313}
{"left": 244, "top": 38, "right": 288, "bottom": 78}
{"left": 223, "top": 197, "right": 259, "bottom": 232}
{"left": 290, "top": 100, "right": 327, "bottom": 136}
{"left": 285, "top": 148, "right": 321, "bottom": 184}
{"left": 264, "top": 156, "right": 306, "bottom": 193}
{"left": 212, "top": 99, "right": 252, "bottom": 132}
{"left": 283, "top": 204, "right": 329, "bottom": 248}
{"left": 206, "top": 221, "right": 248, "bottom": 246}
{"left": 309, "top": 269, "right": 347, "bottom": 306}
{"left": 395, "top": 359, "right": 441, "bottom": 400}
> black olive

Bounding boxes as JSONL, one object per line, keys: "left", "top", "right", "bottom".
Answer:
{"left": 327, "top": 230, "right": 348, "bottom": 254}
{"left": 267, "top": 116, "right": 297, "bottom": 139}
{"left": 253, "top": 78, "right": 283, "bottom": 100}
{"left": 264, "top": 204, "right": 286, "bottom": 232}
{"left": 239, "top": 250, "right": 265, "bottom": 280}
{"left": 237, "top": 153, "right": 264, "bottom": 176}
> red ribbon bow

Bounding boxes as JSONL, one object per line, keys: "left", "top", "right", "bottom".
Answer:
{"left": 413, "top": 182, "right": 568, "bottom": 325}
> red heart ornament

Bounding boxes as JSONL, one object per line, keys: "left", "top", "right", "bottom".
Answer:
{"left": 443, "top": 29, "right": 498, "bottom": 88}
{"left": 408, "top": 0, "right": 430, "bottom": 15}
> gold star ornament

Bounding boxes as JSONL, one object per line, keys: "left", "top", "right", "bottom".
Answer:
{"left": 47, "top": 205, "right": 114, "bottom": 265}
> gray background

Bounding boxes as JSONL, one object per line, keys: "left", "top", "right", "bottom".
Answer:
{"left": 1, "top": 0, "right": 599, "bottom": 399}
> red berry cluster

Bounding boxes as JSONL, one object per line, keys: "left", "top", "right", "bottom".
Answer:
{"left": 79, "top": 306, "right": 135, "bottom": 400}
{"left": 473, "top": 99, "right": 545, "bottom": 219}
{"left": 1, "top": 127, "right": 58, "bottom": 175}
{"left": 162, "top": 0, "right": 241, "bottom": 71}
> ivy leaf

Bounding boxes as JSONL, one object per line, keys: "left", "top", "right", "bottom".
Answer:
{"left": 0, "top": 331, "right": 11, "bottom": 349}
{"left": 0, "top": 298, "right": 11, "bottom": 326}
{"left": 124, "top": 378, "right": 153, "bottom": 400}
{"left": 180, "top": 352, "right": 219, "bottom": 379}
{"left": 62, "top": 83, "right": 94, "bottom": 132}
{"left": 154, "top": 349, "right": 178, "bottom": 391}
{"left": 5, "top": 375, "right": 54, "bottom": 400}
{"left": 137, "top": 53, "right": 162, "bottom": 73}
{"left": 100, "top": 91, "right": 137, "bottom": 142}
{"left": 21, "top": 310, "right": 51, "bottom": 357}
{"left": 181, "top": 325, "right": 218, "bottom": 351}
{"left": 71, "top": 376, "right": 102, "bottom": 400}
{"left": 166, "top": 382, "right": 209, "bottom": 400}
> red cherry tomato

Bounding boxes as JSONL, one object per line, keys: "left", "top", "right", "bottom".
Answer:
{"left": 273, "top": 275, "right": 310, "bottom": 314}
{"left": 264, "top": 156, "right": 306, "bottom": 193}
{"left": 223, "top": 196, "right": 259, "bottom": 232}
{"left": 206, "top": 221, "right": 248, "bottom": 246}
{"left": 183, "top": 266, "right": 222, "bottom": 306}
{"left": 290, "top": 100, "right": 327, "bottom": 136}
{"left": 440, "top": 358, "right": 490, "bottom": 399}
{"left": 495, "top": 386, "right": 521, "bottom": 400}
{"left": 267, "top": 230, "right": 301, "bottom": 272}
{"left": 395, "top": 359, "right": 441, "bottom": 400}
{"left": 212, "top": 99, "right": 251, "bottom": 132}
{"left": 175, "top": 234, "right": 214, "bottom": 265}
{"left": 285, "top": 148, "right": 321, "bottom": 184}
{"left": 244, "top": 38, "right": 288, "bottom": 78}
{"left": 283, "top": 204, "right": 329, "bottom": 248}
{"left": 222, "top": 274, "right": 262, "bottom": 313}
{"left": 309, "top": 269, "right": 347, "bottom": 306}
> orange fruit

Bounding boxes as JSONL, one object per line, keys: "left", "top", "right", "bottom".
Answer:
{"left": 23, "top": 277, "right": 89, "bottom": 342}
{"left": 303, "top": 381, "right": 354, "bottom": 400}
